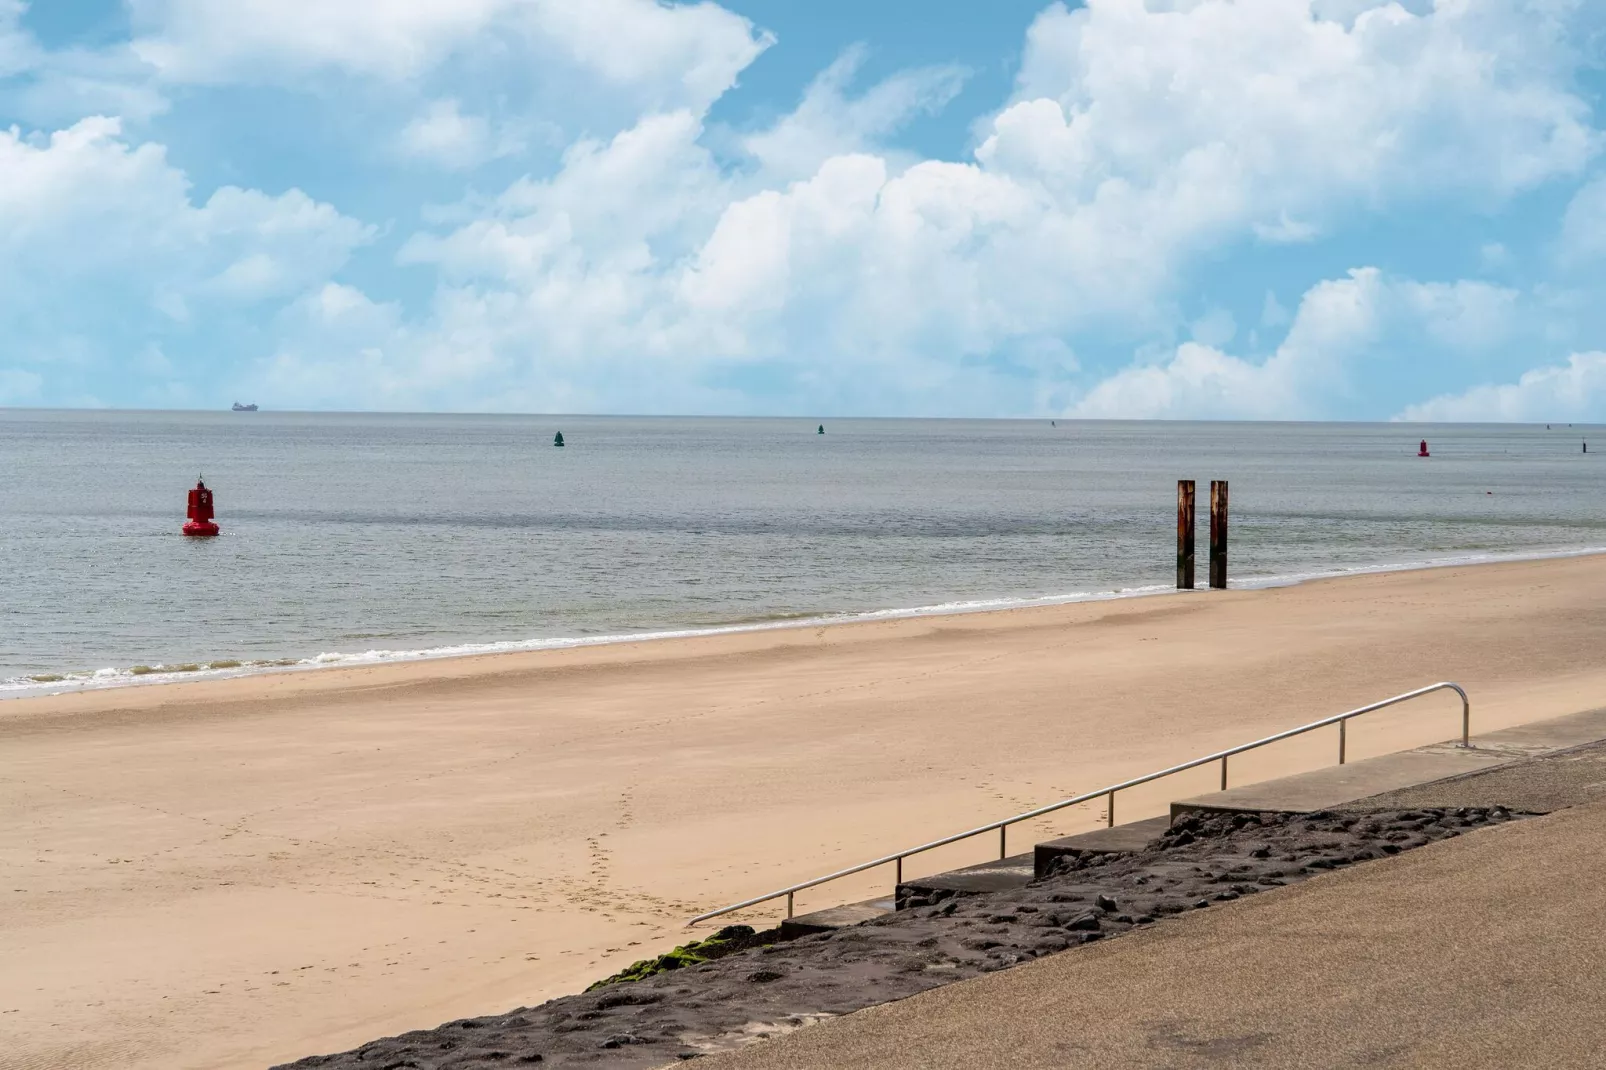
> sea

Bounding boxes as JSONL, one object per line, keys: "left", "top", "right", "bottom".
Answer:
{"left": 1, "top": 410, "right": 1601, "bottom": 696}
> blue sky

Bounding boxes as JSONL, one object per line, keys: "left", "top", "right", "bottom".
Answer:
{"left": 2, "top": 0, "right": 1605, "bottom": 420}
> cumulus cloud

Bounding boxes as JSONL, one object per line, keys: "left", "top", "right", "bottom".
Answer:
{"left": 5, "top": 0, "right": 1605, "bottom": 417}
{"left": 1397, "top": 353, "right": 1606, "bottom": 422}
{"left": 994, "top": 0, "right": 1593, "bottom": 239}
{"left": 207, "top": 0, "right": 1600, "bottom": 415}
{"left": 0, "top": 118, "right": 370, "bottom": 295}
{"left": 0, "top": 116, "right": 371, "bottom": 399}
{"left": 1072, "top": 270, "right": 1526, "bottom": 419}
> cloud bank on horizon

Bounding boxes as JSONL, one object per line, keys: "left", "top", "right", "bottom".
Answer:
{"left": 1, "top": 0, "right": 1604, "bottom": 420}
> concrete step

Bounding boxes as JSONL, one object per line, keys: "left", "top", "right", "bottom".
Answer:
{"left": 779, "top": 896, "right": 895, "bottom": 938}
{"left": 1170, "top": 745, "right": 1507, "bottom": 821}
{"left": 1033, "top": 816, "right": 1173, "bottom": 878}
{"left": 896, "top": 853, "right": 1036, "bottom": 909}
{"left": 1465, "top": 705, "right": 1606, "bottom": 758}
{"left": 1169, "top": 707, "right": 1606, "bottom": 822}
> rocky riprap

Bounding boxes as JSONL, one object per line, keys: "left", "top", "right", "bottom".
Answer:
{"left": 276, "top": 807, "right": 1520, "bottom": 1069}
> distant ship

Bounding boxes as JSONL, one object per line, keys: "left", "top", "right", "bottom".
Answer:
{"left": 231, "top": 402, "right": 258, "bottom": 412}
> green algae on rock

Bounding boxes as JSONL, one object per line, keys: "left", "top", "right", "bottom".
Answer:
{"left": 585, "top": 925, "right": 775, "bottom": 991}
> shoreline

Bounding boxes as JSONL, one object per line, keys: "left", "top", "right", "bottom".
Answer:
{"left": 7, "top": 541, "right": 1606, "bottom": 703}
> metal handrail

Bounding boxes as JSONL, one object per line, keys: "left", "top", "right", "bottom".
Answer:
{"left": 687, "top": 681, "right": 1469, "bottom": 926}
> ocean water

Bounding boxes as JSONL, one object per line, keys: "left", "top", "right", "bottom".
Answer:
{"left": 1, "top": 410, "right": 1602, "bottom": 695}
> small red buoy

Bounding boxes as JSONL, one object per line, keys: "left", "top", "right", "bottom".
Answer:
{"left": 183, "top": 478, "right": 219, "bottom": 537}
{"left": 1418, "top": 439, "right": 1430, "bottom": 458}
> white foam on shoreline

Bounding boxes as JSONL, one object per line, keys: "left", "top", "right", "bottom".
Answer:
{"left": 6, "top": 544, "right": 1604, "bottom": 700}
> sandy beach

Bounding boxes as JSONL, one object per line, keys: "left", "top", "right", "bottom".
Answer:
{"left": 6, "top": 554, "right": 1606, "bottom": 1070}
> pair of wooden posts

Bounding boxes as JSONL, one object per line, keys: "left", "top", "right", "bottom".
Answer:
{"left": 1176, "top": 480, "right": 1227, "bottom": 590}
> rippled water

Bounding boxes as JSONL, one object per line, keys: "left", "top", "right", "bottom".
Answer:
{"left": 1, "top": 410, "right": 1601, "bottom": 692}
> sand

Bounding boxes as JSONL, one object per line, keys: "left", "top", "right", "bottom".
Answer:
{"left": 4, "top": 554, "right": 1606, "bottom": 1070}
{"left": 279, "top": 807, "right": 1520, "bottom": 1069}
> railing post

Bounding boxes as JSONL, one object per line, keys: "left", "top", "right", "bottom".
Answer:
{"left": 687, "top": 681, "right": 1468, "bottom": 929}
{"left": 1177, "top": 480, "right": 1196, "bottom": 589}
{"left": 1209, "top": 480, "right": 1229, "bottom": 589}
{"left": 895, "top": 856, "right": 903, "bottom": 886}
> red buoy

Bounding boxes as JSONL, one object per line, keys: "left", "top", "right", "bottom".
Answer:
{"left": 1418, "top": 439, "right": 1430, "bottom": 458}
{"left": 183, "top": 478, "right": 219, "bottom": 537}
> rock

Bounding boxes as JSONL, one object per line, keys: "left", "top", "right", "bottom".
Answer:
{"left": 1067, "top": 913, "right": 1101, "bottom": 932}
{"left": 1193, "top": 899, "right": 1210, "bottom": 909}
{"left": 747, "top": 969, "right": 783, "bottom": 983}
{"left": 1095, "top": 894, "right": 1119, "bottom": 913}
{"left": 1248, "top": 845, "right": 1271, "bottom": 859}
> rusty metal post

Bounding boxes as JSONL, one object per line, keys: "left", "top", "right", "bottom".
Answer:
{"left": 1177, "top": 480, "right": 1196, "bottom": 589}
{"left": 1209, "top": 480, "right": 1229, "bottom": 589}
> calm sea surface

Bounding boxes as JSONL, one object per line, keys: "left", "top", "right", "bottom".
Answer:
{"left": 1, "top": 411, "right": 1602, "bottom": 693}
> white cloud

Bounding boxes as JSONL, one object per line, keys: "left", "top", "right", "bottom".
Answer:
{"left": 0, "top": 116, "right": 371, "bottom": 392}
{"left": 129, "top": 0, "right": 771, "bottom": 113}
{"left": 1558, "top": 175, "right": 1606, "bottom": 265}
{"left": 1190, "top": 307, "right": 1237, "bottom": 348}
{"left": 0, "top": 365, "right": 43, "bottom": 402}
{"left": 129, "top": 0, "right": 513, "bottom": 81}
{"left": 1072, "top": 269, "right": 1527, "bottom": 419}
{"left": 742, "top": 46, "right": 968, "bottom": 181}
{"left": 516, "top": 0, "right": 774, "bottom": 113}
{"left": 999, "top": 0, "right": 1593, "bottom": 238}
{"left": 1074, "top": 268, "right": 1387, "bottom": 419}
{"left": 5, "top": 0, "right": 1604, "bottom": 416}
{"left": 397, "top": 99, "right": 520, "bottom": 169}
{"left": 1, "top": 0, "right": 35, "bottom": 78}
{"left": 1397, "top": 352, "right": 1606, "bottom": 421}
{"left": 1260, "top": 291, "right": 1291, "bottom": 330}
{"left": 236, "top": 0, "right": 1599, "bottom": 415}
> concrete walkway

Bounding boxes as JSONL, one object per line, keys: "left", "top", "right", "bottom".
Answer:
{"left": 697, "top": 798, "right": 1606, "bottom": 1069}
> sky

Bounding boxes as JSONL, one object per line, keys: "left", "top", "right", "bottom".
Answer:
{"left": 2, "top": 0, "right": 1605, "bottom": 420}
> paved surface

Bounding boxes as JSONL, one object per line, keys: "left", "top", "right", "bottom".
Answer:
{"left": 1349, "top": 738, "right": 1606, "bottom": 814}
{"left": 695, "top": 798, "right": 1606, "bottom": 1070}
{"left": 1170, "top": 705, "right": 1606, "bottom": 820}
{"left": 1170, "top": 744, "right": 1509, "bottom": 818}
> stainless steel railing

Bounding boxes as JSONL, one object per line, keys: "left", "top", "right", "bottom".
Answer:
{"left": 687, "top": 681, "right": 1469, "bottom": 926}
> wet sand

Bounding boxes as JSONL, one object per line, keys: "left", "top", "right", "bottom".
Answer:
{"left": 5, "top": 555, "right": 1606, "bottom": 1069}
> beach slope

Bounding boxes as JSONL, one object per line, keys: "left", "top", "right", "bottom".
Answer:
{"left": 4, "top": 555, "right": 1606, "bottom": 1069}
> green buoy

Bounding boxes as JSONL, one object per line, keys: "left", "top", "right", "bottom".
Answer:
{"left": 554, "top": 431, "right": 565, "bottom": 447}
{"left": 817, "top": 424, "right": 825, "bottom": 435}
